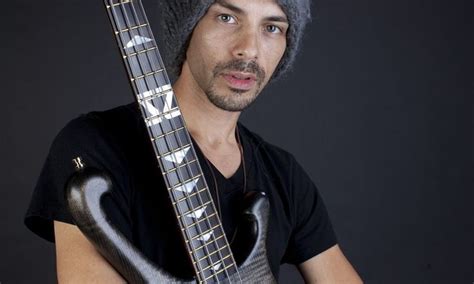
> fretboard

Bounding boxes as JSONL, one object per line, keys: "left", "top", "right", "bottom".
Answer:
{"left": 103, "top": 0, "right": 238, "bottom": 281}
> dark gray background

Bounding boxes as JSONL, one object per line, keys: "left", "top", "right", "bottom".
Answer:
{"left": 1, "top": 0, "right": 472, "bottom": 283}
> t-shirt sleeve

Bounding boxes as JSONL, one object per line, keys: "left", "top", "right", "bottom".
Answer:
{"left": 282, "top": 156, "right": 338, "bottom": 265}
{"left": 24, "top": 115, "right": 132, "bottom": 243}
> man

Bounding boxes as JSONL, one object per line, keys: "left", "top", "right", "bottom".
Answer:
{"left": 25, "top": 0, "right": 362, "bottom": 282}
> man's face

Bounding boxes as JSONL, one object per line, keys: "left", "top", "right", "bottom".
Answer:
{"left": 184, "top": 0, "right": 288, "bottom": 112}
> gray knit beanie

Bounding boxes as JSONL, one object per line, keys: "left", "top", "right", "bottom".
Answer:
{"left": 160, "top": 0, "right": 311, "bottom": 81}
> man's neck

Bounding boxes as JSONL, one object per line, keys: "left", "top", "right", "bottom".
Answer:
{"left": 172, "top": 67, "right": 241, "bottom": 148}
{"left": 172, "top": 66, "right": 243, "bottom": 178}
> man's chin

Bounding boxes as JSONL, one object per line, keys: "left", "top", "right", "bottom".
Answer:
{"left": 228, "top": 87, "right": 252, "bottom": 94}
{"left": 205, "top": 92, "right": 257, "bottom": 112}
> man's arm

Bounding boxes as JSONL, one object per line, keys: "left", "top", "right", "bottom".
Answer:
{"left": 298, "top": 244, "right": 363, "bottom": 284}
{"left": 54, "top": 221, "right": 125, "bottom": 283}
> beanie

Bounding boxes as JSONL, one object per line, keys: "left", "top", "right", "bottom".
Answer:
{"left": 160, "top": 0, "right": 311, "bottom": 80}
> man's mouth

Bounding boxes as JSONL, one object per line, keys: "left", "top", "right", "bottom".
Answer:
{"left": 228, "top": 72, "right": 256, "bottom": 81}
{"left": 222, "top": 72, "right": 257, "bottom": 91}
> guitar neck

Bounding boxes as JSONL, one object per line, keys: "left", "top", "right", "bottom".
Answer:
{"left": 103, "top": 0, "right": 238, "bottom": 281}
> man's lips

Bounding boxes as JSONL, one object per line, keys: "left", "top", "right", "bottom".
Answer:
{"left": 221, "top": 71, "right": 257, "bottom": 90}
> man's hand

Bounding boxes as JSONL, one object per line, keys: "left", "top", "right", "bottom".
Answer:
{"left": 54, "top": 221, "right": 126, "bottom": 283}
{"left": 298, "top": 244, "right": 363, "bottom": 284}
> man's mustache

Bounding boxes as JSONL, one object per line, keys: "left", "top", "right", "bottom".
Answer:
{"left": 213, "top": 59, "right": 266, "bottom": 83}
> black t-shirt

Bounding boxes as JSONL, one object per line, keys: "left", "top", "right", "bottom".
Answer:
{"left": 24, "top": 103, "right": 337, "bottom": 279}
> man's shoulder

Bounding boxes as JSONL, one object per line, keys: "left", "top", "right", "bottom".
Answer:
{"left": 69, "top": 103, "right": 138, "bottom": 126}
{"left": 53, "top": 103, "right": 140, "bottom": 149}
{"left": 60, "top": 103, "right": 138, "bottom": 134}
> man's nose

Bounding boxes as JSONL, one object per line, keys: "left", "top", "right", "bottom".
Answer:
{"left": 231, "top": 28, "right": 260, "bottom": 60}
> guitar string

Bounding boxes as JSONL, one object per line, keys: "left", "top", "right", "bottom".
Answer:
{"left": 128, "top": 1, "right": 242, "bottom": 282}
{"left": 111, "top": 1, "right": 210, "bottom": 281}
{"left": 118, "top": 0, "right": 239, "bottom": 282}
{"left": 114, "top": 2, "right": 213, "bottom": 282}
{"left": 200, "top": 125, "right": 247, "bottom": 246}
{"left": 124, "top": 2, "right": 230, "bottom": 282}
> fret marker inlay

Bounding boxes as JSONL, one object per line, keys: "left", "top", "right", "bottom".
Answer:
{"left": 141, "top": 90, "right": 181, "bottom": 126}
{"left": 125, "top": 35, "right": 153, "bottom": 49}
{"left": 212, "top": 262, "right": 222, "bottom": 271}
{"left": 174, "top": 177, "right": 199, "bottom": 193}
{"left": 196, "top": 231, "right": 213, "bottom": 242}
{"left": 138, "top": 85, "right": 172, "bottom": 99}
{"left": 163, "top": 146, "right": 190, "bottom": 164}
{"left": 186, "top": 206, "right": 207, "bottom": 219}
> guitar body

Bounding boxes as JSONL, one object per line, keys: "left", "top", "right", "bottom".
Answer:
{"left": 66, "top": 167, "right": 276, "bottom": 283}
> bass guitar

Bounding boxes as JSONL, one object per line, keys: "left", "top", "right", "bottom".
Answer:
{"left": 66, "top": 0, "right": 276, "bottom": 282}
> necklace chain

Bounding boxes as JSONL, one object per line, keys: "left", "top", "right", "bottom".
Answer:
{"left": 202, "top": 127, "right": 247, "bottom": 243}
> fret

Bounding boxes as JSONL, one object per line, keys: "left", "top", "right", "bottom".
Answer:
{"left": 191, "top": 230, "right": 227, "bottom": 254}
{"left": 198, "top": 253, "right": 234, "bottom": 280}
{"left": 161, "top": 151, "right": 194, "bottom": 173}
{"left": 161, "top": 158, "right": 198, "bottom": 176}
{"left": 153, "top": 128, "right": 191, "bottom": 158}
{"left": 148, "top": 120, "right": 187, "bottom": 147}
{"left": 122, "top": 32, "right": 155, "bottom": 52}
{"left": 192, "top": 234, "right": 226, "bottom": 253}
{"left": 160, "top": 158, "right": 198, "bottom": 175}
{"left": 191, "top": 235, "right": 232, "bottom": 266}
{"left": 138, "top": 88, "right": 173, "bottom": 105}
{"left": 149, "top": 122, "right": 188, "bottom": 151}
{"left": 192, "top": 234, "right": 231, "bottom": 258}
{"left": 182, "top": 218, "right": 215, "bottom": 244}
{"left": 154, "top": 135, "right": 192, "bottom": 159}
{"left": 137, "top": 84, "right": 172, "bottom": 100}
{"left": 134, "top": 73, "right": 170, "bottom": 104}
{"left": 203, "top": 261, "right": 238, "bottom": 282}
{"left": 137, "top": 89, "right": 167, "bottom": 104}
{"left": 114, "top": 24, "right": 155, "bottom": 53}
{"left": 135, "top": 76, "right": 173, "bottom": 99}
{"left": 195, "top": 251, "right": 236, "bottom": 282}
{"left": 151, "top": 126, "right": 186, "bottom": 142}
{"left": 179, "top": 201, "right": 213, "bottom": 220}
{"left": 172, "top": 190, "right": 211, "bottom": 211}
{"left": 200, "top": 253, "right": 232, "bottom": 271}
{"left": 127, "top": 50, "right": 164, "bottom": 78}
{"left": 125, "top": 46, "right": 158, "bottom": 59}
{"left": 116, "top": 23, "right": 148, "bottom": 34}
{"left": 169, "top": 173, "right": 203, "bottom": 191}
{"left": 140, "top": 89, "right": 176, "bottom": 111}
{"left": 159, "top": 151, "right": 194, "bottom": 173}
{"left": 175, "top": 189, "right": 213, "bottom": 210}
{"left": 197, "top": 243, "right": 231, "bottom": 263}
{"left": 148, "top": 123, "right": 188, "bottom": 161}
{"left": 144, "top": 106, "right": 181, "bottom": 127}
{"left": 157, "top": 143, "right": 192, "bottom": 160}
{"left": 189, "top": 225, "right": 226, "bottom": 251}
{"left": 106, "top": 0, "right": 131, "bottom": 9}
{"left": 168, "top": 179, "right": 206, "bottom": 201}
{"left": 166, "top": 173, "right": 199, "bottom": 194}
{"left": 173, "top": 192, "right": 213, "bottom": 219}
{"left": 131, "top": 69, "right": 165, "bottom": 81}
{"left": 180, "top": 206, "right": 218, "bottom": 232}
{"left": 107, "top": 0, "right": 147, "bottom": 31}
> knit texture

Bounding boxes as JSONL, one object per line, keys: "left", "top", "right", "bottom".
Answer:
{"left": 159, "top": 0, "right": 311, "bottom": 81}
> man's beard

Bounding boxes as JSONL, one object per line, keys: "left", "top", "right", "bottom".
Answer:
{"left": 205, "top": 59, "right": 266, "bottom": 112}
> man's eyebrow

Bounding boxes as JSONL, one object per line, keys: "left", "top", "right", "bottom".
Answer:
{"left": 215, "top": 0, "right": 288, "bottom": 23}
{"left": 265, "top": 16, "right": 289, "bottom": 24}
{"left": 215, "top": 0, "right": 244, "bottom": 14}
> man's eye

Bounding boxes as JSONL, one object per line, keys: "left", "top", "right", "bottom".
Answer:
{"left": 218, "top": 14, "right": 236, "bottom": 23}
{"left": 266, "top": 25, "right": 282, "bottom": 34}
